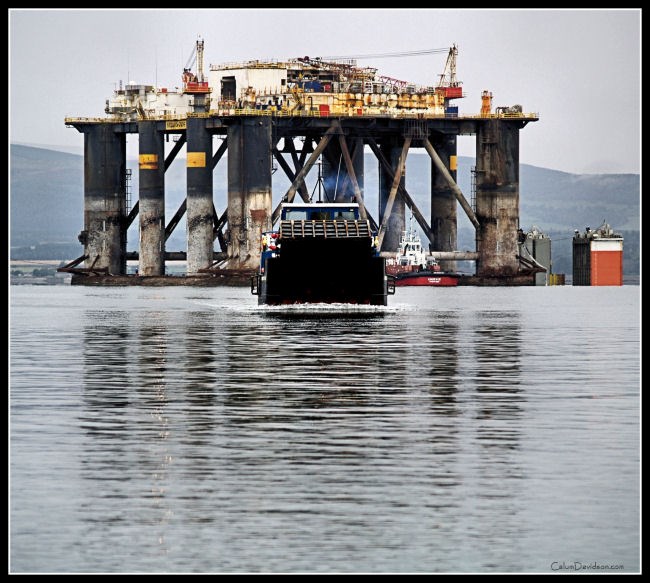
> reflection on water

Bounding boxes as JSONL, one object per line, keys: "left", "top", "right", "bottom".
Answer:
{"left": 10, "top": 287, "right": 640, "bottom": 574}
{"left": 474, "top": 311, "right": 523, "bottom": 446}
{"left": 75, "top": 300, "right": 530, "bottom": 572}
{"left": 463, "top": 312, "right": 525, "bottom": 570}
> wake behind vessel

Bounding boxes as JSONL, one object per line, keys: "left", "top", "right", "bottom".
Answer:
{"left": 251, "top": 202, "right": 394, "bottom": 305}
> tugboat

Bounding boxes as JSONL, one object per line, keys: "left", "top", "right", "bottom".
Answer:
{"left": 251, "top": 202, "right": 395, "bottom": 305}
{"left": 386, "top": 221, "right": 459, "bottom": 287}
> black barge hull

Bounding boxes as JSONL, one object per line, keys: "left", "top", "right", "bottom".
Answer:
{"left": 253, "top": 237, "right": 391, "bottom": 306}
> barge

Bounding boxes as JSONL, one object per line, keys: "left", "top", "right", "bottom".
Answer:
{"left": 251, "top": 202, "right": 394, "bottom": 305}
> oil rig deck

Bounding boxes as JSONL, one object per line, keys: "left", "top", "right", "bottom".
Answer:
{"left": 59, "top": 41, "right": 539, "bottom": 285}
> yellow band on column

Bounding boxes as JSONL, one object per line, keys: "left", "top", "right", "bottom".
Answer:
{"left": 139, "top": 154, "right": 159, "bottom": 170}
{"left": 187, "top": 152, "right": 207, "bottom": 167}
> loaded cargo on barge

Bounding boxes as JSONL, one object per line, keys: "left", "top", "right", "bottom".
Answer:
{"left": 572, "top": 222, "right": 623, "bottom": 286}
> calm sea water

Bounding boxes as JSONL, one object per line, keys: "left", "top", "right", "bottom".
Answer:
{"left": 10, "top": 285, "right": 640, "bottom": 574}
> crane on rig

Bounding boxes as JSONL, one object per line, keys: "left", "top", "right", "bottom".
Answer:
{"left": 182, "top": 37, "right": 209, "bottom": 94}
{"left": 436, "top": 44, "right": 463, "bottom": 99}
{"left": 323, "top": 45, "right": 463, "bottom": 99}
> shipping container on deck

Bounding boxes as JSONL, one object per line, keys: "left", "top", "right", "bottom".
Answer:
{"left": 445, "top": 106, "right": 459, "bottom": 118}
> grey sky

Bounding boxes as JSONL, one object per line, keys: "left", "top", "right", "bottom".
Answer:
{"left": 10, "top": 8, "right": 640, "bottom": 174}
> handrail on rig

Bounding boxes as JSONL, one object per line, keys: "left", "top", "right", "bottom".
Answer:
{"left": 65, "top": 110, "right": 539, "bottom": 125}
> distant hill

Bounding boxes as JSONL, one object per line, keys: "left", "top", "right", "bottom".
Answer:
{"left": 10, "top": 145, "right": 84, "bottom": 246}
{"left": 516, "top": 164, "right": 639, "bottom": 232}
{"left": 10, "top": 144, "right": 639, "bottom": 275}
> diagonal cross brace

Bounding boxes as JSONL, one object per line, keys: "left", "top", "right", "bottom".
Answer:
{"left": 367, "top": 138, "right": 436, "bottom": 246}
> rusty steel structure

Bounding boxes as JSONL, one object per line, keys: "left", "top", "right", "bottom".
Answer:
{"left": 61, "top": 44, "right": 539, "bottom": 285}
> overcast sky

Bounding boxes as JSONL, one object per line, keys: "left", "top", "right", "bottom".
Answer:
{"left": 9, "top": 8, "right": 640, "bottom": 174}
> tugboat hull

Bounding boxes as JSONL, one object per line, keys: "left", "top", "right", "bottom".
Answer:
{"left": 393, "top": 271, "right": 459, "bottom": 287}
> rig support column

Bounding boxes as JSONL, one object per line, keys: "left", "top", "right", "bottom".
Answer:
{"left": 475, "top": 120, "right": 520, "bottom": 277}
{"left": 323, "top": 137, "right": 364, "bottom": 202}
{"left": 138, "top": 121, "right": 165, "bottom": 275}
{"left": 379, "top": 140, "right": 406, "bottom": 252}
{"left": 430, "top": 134, "right": 458, "bottom": 271}
{"left": 227, "top": 117, "right": 273, "bottom": 270}
{"left": 186, "top": 117, "right": 214, "bottom": 274}
{"left": 81, "top": 124, "right": 127, "bottom": 274}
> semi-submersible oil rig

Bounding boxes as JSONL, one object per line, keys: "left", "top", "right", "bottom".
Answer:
{"left": 60, "top": 38, "right": 539, "bottom": 287}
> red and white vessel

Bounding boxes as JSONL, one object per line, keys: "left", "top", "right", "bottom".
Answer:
{"left": 386, "top": 224, "right": 459, "bottom": 287}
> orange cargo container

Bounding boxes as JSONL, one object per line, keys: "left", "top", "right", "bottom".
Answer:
{"left": 590, "top": 240, "right": 623, "bottom": 286}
